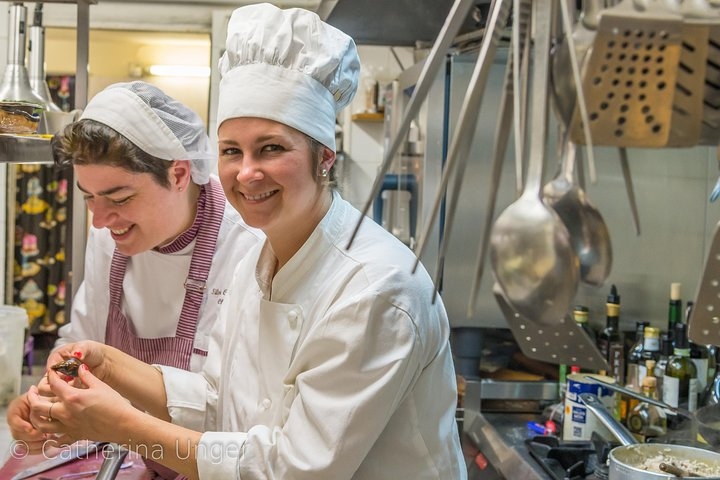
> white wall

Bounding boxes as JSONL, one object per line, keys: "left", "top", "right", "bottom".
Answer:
{"left": 339, "top": 45, "right": 414, "bottom": 208}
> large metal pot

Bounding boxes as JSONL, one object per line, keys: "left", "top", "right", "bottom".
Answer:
{"left": 580, "top": 393, "right": 720, "bottom": 479}
{"left": 610, "top": 443, "right": 720, "bottom": 479}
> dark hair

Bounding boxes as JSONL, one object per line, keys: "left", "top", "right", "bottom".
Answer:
{"left": 52, "top": 119, "right": 172, "bottom": 188}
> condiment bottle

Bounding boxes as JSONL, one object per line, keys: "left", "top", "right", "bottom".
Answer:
{"left": 627, "top": 360, "right": 667, "bottom": 442}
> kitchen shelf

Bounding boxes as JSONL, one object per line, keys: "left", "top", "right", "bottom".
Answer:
{"left": 0, "top": 134, "right": 53, "bottom": 164}
{"left": 352, "top": 112, "right": 384, "bottom": 122}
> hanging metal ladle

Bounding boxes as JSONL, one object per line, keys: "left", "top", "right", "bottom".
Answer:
{"left": 543, "top": 0, "right": 613, "bottom": 287}
{"left": 490, "top": 0, "right": 580, "bottom": 326}
{"left": 543, "top": 136, "right": 612, "bottom": 286}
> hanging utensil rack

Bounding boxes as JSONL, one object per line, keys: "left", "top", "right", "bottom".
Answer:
{"left": 1, "top": 0, "right": 94, "bottom": 322}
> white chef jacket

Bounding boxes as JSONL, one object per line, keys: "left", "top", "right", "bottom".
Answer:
{"left": 56, "top": 188, "right": 263, "bottom": 372}
{"left": 160, "top": 192, "right": 466, "bottom": 479}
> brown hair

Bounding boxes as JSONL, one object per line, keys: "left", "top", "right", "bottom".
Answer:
{"left": 52, "top": 119, "right": 172, "bottom": 188}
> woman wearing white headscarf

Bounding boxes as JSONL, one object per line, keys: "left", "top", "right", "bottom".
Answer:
{"left": 29, "top": 5, "right": 465, "bottom": 479}
{"left": 9, "top": 83, "right": 261, "bottom": 470}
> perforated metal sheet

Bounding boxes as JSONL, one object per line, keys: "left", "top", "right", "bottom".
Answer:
{"left": 571, "top": 12, "right": 685, "bottom": 147}
{"left": 689, "top": 220, "right": 720, "bottom": 346}
{"left": 494, "top": 285, "right": 610, "bottom": 372}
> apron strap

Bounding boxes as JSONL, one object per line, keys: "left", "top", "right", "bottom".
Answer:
{"left": 108, "top": 251, "right": 129, "bottom": 307}
{"left": 175, "top": 177, "right": 226, "bottom": 340}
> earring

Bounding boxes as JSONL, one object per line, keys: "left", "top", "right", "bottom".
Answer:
{"left": 320, "top": 168, "right": 328, "bottom": 177}
{"left": 178, "top": 187, "right": 183, "bottom": 192}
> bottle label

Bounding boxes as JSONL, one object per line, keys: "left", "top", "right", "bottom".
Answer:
{"left": 689, "top": 378, "right": 699, "bottom": 412}
{"left": 644, "top": 338, "right": 660, "bottom": 351}
{"left": 691, "top": 358, "right": 709, "bottom": 390}
{"left": 663, "top": 375, "right": 680, "bottom": 408}
{"left": 638, "top": 365, "right": 647, "bottom": 387}
{"left": 609, "top": 344, "right": 625, "bottom": 384}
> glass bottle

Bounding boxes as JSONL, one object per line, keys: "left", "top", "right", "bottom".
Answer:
{"left": 627, "top": 361, "right": 667, "bottom": 442}
{"left": 638, "top": 327, "right": 661, "bottom": 386}
{"left": 668, "top": 282, "right": 682, "bottom": 338}
{"left": 598, "top": 284, "right": 625, "bottom": 385}
{"left": 654, "top": 331, "right": 673, "bottom": 402}
{"left": 627, "top": 321, "right": 649, "bottom": 390}
{"left": 573, "top": 305, "right": 596, "bottom": 343}
{"left": 663, "top": 322, "right": 699, "bottom": 412}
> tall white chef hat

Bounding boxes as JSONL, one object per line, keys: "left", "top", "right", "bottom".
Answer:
{"left": 217, "top": 3, "right": 360, "bottom": 151}
{"left": 80, "top": 81, "right": 214, "bottom": 185}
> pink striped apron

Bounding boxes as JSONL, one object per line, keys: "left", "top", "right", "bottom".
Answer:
{"left": 105, "top": 177, "right": 225, "bottom": 479}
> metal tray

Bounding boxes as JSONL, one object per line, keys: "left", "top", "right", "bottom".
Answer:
{"left": 494, "top": 284, "right": 610, "bottom": 372}
{"left": 689, "top": 220, "right": 720, "bottom": 346}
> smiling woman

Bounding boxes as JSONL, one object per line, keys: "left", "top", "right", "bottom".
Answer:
{"left": 23, "top": 6, "right": 465, "bottom": 480}
{"left": 218, "top": 119, "right": 334, "bottom": 261}
{"left": 6, "top": 81, "right": 261, "bottom": 480}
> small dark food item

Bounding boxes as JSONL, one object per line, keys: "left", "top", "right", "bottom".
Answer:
{"left": 51, "top": 357, "right": 83, "bottom": 377}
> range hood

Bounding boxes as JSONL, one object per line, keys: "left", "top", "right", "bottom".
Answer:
{"left": 323, "top": 0, "right": 490, "bottom": 46}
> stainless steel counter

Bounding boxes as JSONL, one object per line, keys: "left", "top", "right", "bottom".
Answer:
{"left": 460, "top": 379, "right": 559, "bottom": 479}
{"left": 463, "top": 409, "right": 553, "bottom": 480}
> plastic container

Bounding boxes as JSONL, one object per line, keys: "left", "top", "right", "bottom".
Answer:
{"left": 0, "top": 306, "right": 28, "bottom": 407}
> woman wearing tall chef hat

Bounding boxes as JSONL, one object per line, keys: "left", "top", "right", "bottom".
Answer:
{"left": 8, "top": 82, "right": 261, "bottom": 469}
{"left": 29, "top": 5, "right": 466, "bottom": 479}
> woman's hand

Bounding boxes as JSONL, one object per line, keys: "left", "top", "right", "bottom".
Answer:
{"left": 45, "top": 341, "right": 113, "bottom": 384}
{"left": 6, "top": 393, "right": 49, "bottom": 453}
{"left": 27, "top": 363, "right": 139, "bottom": 447}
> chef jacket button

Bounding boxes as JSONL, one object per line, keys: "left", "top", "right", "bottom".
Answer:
{"left": 288, "top": 310, "right": 298, "bottom": 326}
{"left": 261, "top": 398, "right": 272, "bottom": 409}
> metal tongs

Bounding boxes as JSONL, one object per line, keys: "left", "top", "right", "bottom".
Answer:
{"left": 348, "top": 0, "right": 516, "bottom": 303}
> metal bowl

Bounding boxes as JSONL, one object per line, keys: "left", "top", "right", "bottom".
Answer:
{"left": 609, "top": 443, "right": 720, "bottom": 479}
{"left": 0, "top": 101, "right": 43, "bottom": 134}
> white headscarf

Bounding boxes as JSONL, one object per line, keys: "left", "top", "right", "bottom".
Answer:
{"left": 81, "top": 81, "right": 214, "bottom": 185}
{"left": 217, "top": 3, "right": 360, "bottom": 151}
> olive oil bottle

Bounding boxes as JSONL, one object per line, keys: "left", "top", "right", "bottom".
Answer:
{"left": 663, "top": 322, "right": 699, "bottom": 412}
{"left": 597, "top": 285, "right": 624, "bottom": 384}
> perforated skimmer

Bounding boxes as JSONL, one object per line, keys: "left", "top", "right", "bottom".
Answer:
{"left": 570, "top": 0, "right": 707, "bottom": 147}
